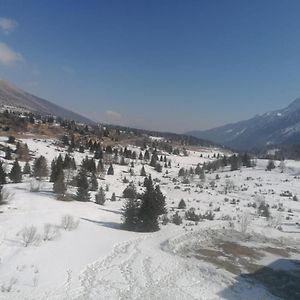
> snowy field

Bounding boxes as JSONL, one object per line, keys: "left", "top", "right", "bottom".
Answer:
{"left": 0, "top": 137, "right": 299, "bottom": 299}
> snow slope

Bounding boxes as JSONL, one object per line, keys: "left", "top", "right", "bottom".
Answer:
{"left": 0, "top": 137, "right": 299, "bottom": 299}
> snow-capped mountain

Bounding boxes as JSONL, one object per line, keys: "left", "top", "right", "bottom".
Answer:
{"left": 0, "top": 80, "right": 94, "bottom": 124}
{"left": 186, "top": 97, "right": 300, "bottom": 150}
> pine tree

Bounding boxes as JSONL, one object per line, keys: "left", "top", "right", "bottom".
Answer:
{"left": 90, "top": 173, "right": 98, "bottom": 191}
{"left": 9, "top": 159, "right": 22, "bottom": 183}
{"left": 149, "top": 154, "right": 158, "bottom": 167}
{"left": 5, "top": 147, "right": 12, "bottom": 160}
{"left": 96, "top": 160, "right": 104, "bottom": 173}
{"left": 107, "top": 164, "right": 114, "bottom": 175}
{"left": 50, "top": 159, "right": 58, "bottom": 182}
{"left": 230, "top": 155, "right": 239, "bottom": 171}
{"left": 0, "top": 162, "right": 7, "bottom": 184}
{"left": 33, "top": 156, "right": 48, "bottom": 179}
{"left": 76, "top": 169, "right": 90, "bottom": 202}
{"left": 23, "top": 161, "right": 31, "bottom": 175}
{"left": 144, "top": 150, "right": 150, "bottom": 161}
{"left": 140, "top": 165, "right": 146, "bottom": 176}
{"left": 53, "top": 169, "right": 67, "bottom": 197}
{"left": 266, "top": 159, "right": 276, "bottom": 171}
{"left": 123, "top": 182, "right": 137, "bottom": 199}
{"left": 122, "top": 197, "right": 140, "bottom": 231}
{"left": 138, "top": 177, "right": 166, "bottom": 232}
{"left": 178, "top": 199, "right": 186, "bottom": 209}
{"left": 95, "top": 186, "right": 106, "bottom": 205}
{"left": 111, "top": 192, "right": 117, "bottom": 201}
{"left": 200, "top": 169, "right": 205, "bottom": 182}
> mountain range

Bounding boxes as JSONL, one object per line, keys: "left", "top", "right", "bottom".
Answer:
{"left": 0, "top": 80, "right": 94, "bottom": 124}
{"left": 186, "top": 98, "right": 300, "bottom": 150}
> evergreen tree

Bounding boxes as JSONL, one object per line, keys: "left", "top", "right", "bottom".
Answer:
{"left": 76, "top": 169, "right": 90, "bottom": 202}
{"left": 195, "top": 164, "right": 201, "bottom": 175}
{"left": 111, "top": 192, "right": 117, "bottom": 201}
{"left": 90, "top": 173, "right": 98, "bottom": 191}
{"left": 5, "top": 147, "right": 12, "bottom": 160}
{"left": 178, "top": 199, "right": 187, "bottom": 209}
{"left": 122, "top": 197, "right": 140, "bottom": 231}
{"left": 230, "top": 155, "right": 240, "bottom": 171}
{"left": 96, "top": 160, "right": 104, "bottom": 173}
{"left": 242, "top": 153, "right": 252, "bottom": 168}
{"left": 155, "top": 163, "right": 162, "bottom": 173}
{"left": 95, "top": 186, "right": 106, "bottom": 205}
{"left": 140, "top": 165, "right": 146, "bottom": 176}
{"left": 138, "top": 176, "right": 166, "bottom": 232}
{"left": 149, "top": 153, "right": 158, "bottom": 167}
{"left": 144, "top": 150, "right": 150, "bottom": 161}
{"left": 107, "top": 164, "right": 114, "bottom": 175}
{"left": 178, "top": 167, "right": 186, "bottom": 177}
{"left": 23, "top": 161, "right": 31, "bottom": 175}
{"left": 266, "top": 159, "right": 276, "bottom": 171}
{"left": 9, "top": 159, "right": 22, "bottom": 183}
{"left": 33, "top": 156, "right": 48, "bottom": 179}
{"left": 199, "top": 169, "right": 205, "bottom": 182}
{"left": 123, "top": 182, "right": 137, "bottom": 199}
{"left": 0, "top": 162, "right": 7, "bottom": 184}
{"left": 53, "top": 169, "right": 67, "bottom": 197}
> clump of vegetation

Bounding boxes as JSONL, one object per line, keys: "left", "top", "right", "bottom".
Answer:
{"left": 178, "top": 199, "right": 186, "bottom": 209}
{"left": 95, "top": 187, "right": 106, "bottom": 205}
{"left": 172, "top": 212, "right": 182, "bottom": 225}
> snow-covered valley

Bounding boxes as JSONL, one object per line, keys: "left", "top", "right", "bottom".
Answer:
{"left": 0, "top": 137, "right": 299, "bottom": 299}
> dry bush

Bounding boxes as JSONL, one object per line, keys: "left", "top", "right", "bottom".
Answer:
{"left": 239, "top": 211, "right": 252, "bottom": 235}
{"left": 19, "top": 226, "right": 41, "bottom": 247}
{"left": 29, "top": 178, "right": 43, "bottom": 192}
{"left": 60, "top": 215, "right": 79, "bottom": 231}
{"left": 43, "top": 223, "right": 61, "bottom": 241}
{"left": 0, "top": 187, "right": 12, "bottom": 205}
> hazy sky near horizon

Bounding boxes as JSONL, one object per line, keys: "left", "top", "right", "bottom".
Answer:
{"left": 1, "top": 0, "right": 300, "bottom": 132}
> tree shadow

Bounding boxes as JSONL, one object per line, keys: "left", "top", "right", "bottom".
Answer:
{"left": 218, "top": 259, "right": 300, "bottom": 300}
{"left": 97, "top": 207, "right": 122, "bottom": 215}
{"left": 80, "top": 217, "right": 122, "bottom": 230}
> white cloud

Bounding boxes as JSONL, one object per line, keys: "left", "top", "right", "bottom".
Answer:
{"left": 0, "top": 18, "right": 17, "bottom": 35}
{"left": 0, "top": 42, "right": 23, "bottom": 65}
{"left": 105, "top": 110, "right": 122, "bottom": 120}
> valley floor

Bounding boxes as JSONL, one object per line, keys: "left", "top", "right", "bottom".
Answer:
{"left": 0, "top": 138, "right": 299, "bottom": 299}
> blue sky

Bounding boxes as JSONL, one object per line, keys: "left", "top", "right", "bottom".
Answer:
{"left": 1, "top": 1, "right": 300, "bottom": 132}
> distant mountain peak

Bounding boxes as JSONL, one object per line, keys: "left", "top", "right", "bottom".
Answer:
{"left": 186, "top": 96, "right": 300, "bottom": 150}
{"left": 286, "top": 97, "right": 300, "bottom": 112}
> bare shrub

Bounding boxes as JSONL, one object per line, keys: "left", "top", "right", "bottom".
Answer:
{"left": 43, "top": 223, "right": 61, "bottom": 241}
{"left": 29, "top": 178, "right": 42, "bottom": 192}
{"left": 0, "top": 186, "right": 12, "bottom": 205}
{"left": 239, "top": 211, "right": 252, "bottom": 235}
{"left": 60, "top": 215, "right": 79, "bottom": 231}
{"left": 269, "top": 212, "right": 283, "bottom": 228}
{"left": 224, "top": 179, "right": 235, "bottom": 194}
{"left": 1, "top": 277, "right": 17, "bottom": 292}
{"left": 19, "top": 226, "right": 41, "bottom": 247}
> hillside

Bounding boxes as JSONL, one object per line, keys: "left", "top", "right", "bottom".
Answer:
{"left": 0, "top": 80, "right": 94, "bottom": 125}
{"left": 187, "top": 97, "right": 300, "bottom": 150}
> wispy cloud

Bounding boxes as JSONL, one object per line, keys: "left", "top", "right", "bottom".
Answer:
{"left": 62, "top": 65, "right": 75, "bottom": 75}
{"left": 105, "top": 110, "right": 122, "bottom": 121}
{"left": 0, "top": 18, "right": 17, "bottom": 35}
{"left": 0, "top": 42, "right": 23, "bottom": 65}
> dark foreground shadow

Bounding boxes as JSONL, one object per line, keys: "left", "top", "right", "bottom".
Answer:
{"left": 80, "top": 217, "right": 122, "bottom": 230}
{"left": 218, "top": 259, "right": 300, "bottom": 300}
